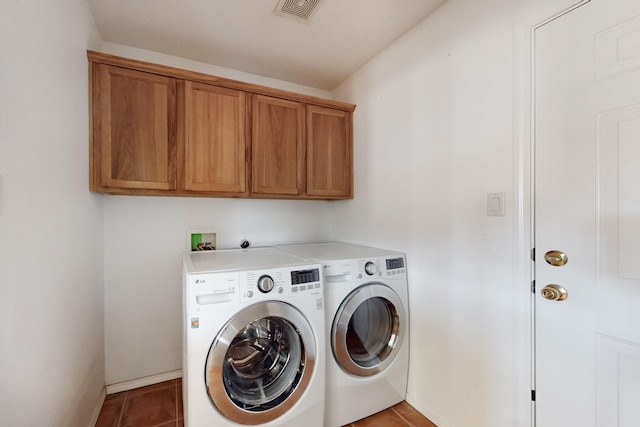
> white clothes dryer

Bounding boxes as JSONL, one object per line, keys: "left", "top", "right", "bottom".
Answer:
{"left": 276, "top": 243, "right": 409, "bottom": 427}
{"left": 183, "top": 248, "right": 326, "bottom": 427}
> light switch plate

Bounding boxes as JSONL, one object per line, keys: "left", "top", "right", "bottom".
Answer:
{"left": 487, "top": 192, "right": 506, "bottom": 216}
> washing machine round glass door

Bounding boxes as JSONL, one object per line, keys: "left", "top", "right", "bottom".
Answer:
{"left": 332, "top": 283, "right": 405, "bottom": 377}
{"left": 205, "top": 301, "right": 316, "bottom": 425}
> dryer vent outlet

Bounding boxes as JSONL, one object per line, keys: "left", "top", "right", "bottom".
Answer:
{"left": 274, "top": 0, "right": 321, "bottom": 23}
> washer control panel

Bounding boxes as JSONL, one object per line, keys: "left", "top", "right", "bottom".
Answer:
{"left": 239, "top": 264, "right": 322, "bottom": 302}
{"left": 186, "top": 263, "right": 323, "bottom": 306}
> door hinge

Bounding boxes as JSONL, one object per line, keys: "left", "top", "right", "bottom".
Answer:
{"left": 531, "top": 280, "right": 536, "bottom": 294}
{"left": 531, "top": 248, "right": 535, "bottom": 261}
{"left": 531, "top": 390, "right": 536, "bottom": 401}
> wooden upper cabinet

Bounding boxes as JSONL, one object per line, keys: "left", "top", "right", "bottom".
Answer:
{"left": 251, "top": 95, "right": 304, "bottom": 196}
{"left": 88, "top": 51, "right": 355, "bottom": 199}
{"left": 306, "top": 105, "right": 353, "bottom": 199}
{"left": 183, "top": 81, "right": 247, "bottom": 195}
{"left": 91, "top": 64, "right": 177, "bottom": 192}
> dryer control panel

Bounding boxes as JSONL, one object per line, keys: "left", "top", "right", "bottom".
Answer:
{"left": 322, "top": 256, "right": 407, "bottom": 288}
{"left": 356, "top": 256, "right": 406, "bottom": 279}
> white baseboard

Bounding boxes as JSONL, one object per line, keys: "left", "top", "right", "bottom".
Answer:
{"left": 105, "top": 369, "right": 183, "bottom": 395}
{"left": 89, "top": 387, "right": 107, "bottom": 426}
{"left": 405, "top": 392, "right": 449, "bottom": 427}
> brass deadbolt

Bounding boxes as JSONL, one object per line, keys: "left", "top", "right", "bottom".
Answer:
{"left": 544, "top": 250, "right": 568, "bottom": 267}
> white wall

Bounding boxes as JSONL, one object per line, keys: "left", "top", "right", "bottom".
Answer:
{"left": 104, "top": 196, "right": 332, "bottom": 384}
{"left": 0, "top": 1, "right": 104, "bottom": 426}
{"left": 331, "top": 0, "right": 542, "bottom": 426}
{"left": 99, "top": 44, "right": 336, "bottom": 385}
{"left": 99, "top": 42, "right": 332, "bottom": 99}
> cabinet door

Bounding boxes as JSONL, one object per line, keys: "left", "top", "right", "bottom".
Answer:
{"left": 251, "top": 95, "right": 304, "bottom": 196}
{"left": 94, "top": 65, "right": 177, "bottom": 191}
{"left": 306, "top": 105, "right": 353, "bottom": 198}
{"left": 184, "top": 81, "right": 247, "bottom": 194}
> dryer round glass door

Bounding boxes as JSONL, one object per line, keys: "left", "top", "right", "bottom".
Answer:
{"left": 205, "top": 301, "right": 317, "bottom": 425}
{"left": 332, "top": 283, "right": 405, "bottom": 377}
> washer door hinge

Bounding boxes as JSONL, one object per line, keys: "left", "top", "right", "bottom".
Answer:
{"left": 531, "top": 280, "right": 536, "bottom": 294}
{"left": 531, "top": 248, "right": 536, "bottom": 261}
{"left": 531, "top": 390, "right": 536, "bottom": 401}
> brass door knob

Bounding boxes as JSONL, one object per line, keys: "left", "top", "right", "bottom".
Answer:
{"left": 541, "top": 284, "right": 568, "bottom": 301}
{"left": 544, "top": 250, "right": 568, "bottom": 266}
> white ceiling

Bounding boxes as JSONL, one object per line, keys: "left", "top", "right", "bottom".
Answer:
{"left": 87, "top": 0, "right": 447, "bottom": 90}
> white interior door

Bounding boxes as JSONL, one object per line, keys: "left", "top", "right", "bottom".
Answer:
{"left": 535, "top": 0, "right": 640, "bottom": 425}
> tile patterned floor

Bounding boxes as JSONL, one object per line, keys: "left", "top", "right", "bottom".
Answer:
{"left": 348, "top": 401, "right": 438, "bottom": 427}
{"left": 96, "top": 379, "right": 183, "bottom": 427}
{"left": 95, "top": 379, "right": 437, "bottom": 427}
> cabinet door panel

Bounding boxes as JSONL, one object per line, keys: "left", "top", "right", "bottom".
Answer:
{"left": 97, "top": 65, "right": 176, "bottom": 190}
{"left": 251, "top": 95, "right": 304, "bottom": 195}
{"left": 184, "top": 82, "right": 247, "bottom": 194}
{"left": 306, "top": 105, "right": 353, "bottom": 198}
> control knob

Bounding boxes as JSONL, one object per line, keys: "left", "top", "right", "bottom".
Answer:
{"left": 364, "top": 262, "right": 378, "bottom": 276}
{"left": 257, "top": 275, "right": 275, "bottom": 293}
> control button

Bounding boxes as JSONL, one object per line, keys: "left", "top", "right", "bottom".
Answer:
{"left": 299, "top": 285, "right": 306, "bottom": 291}
{"left": 292, "top": 287, "right": 298, "bottom": 293}
{"left": 257, "top": 275, "right": 275, "bottom": 293}
{"left": 314, "top": 283, "right": 320, "bottom": 289}
{"left": 247, "top": 291, "right": 254, "bottom": 298}
{"left": 365, "top": 262, "right": 377, "bottom": 276}
{"left": 278, "top": 287, "right": 284, "bottom": 294}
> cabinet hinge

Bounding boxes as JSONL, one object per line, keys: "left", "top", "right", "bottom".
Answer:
{"left": 531, "top": 248, "right": 535, "bottom": 261}
{"left": 531, "top": 390, "right": 536, "bottom": 401}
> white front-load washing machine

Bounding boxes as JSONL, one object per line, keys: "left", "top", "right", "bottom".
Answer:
{"left": 276, "top": 243, "right": 409, "bottom": 427}
{"left": 183, "top": 247, "right": 326, "bottom": 426}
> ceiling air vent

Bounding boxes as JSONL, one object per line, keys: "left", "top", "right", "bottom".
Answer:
{"left": 274, "top": 0, "right": 321, "bottom": 23}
